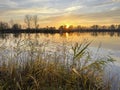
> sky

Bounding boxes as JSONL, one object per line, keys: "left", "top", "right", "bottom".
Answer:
{"left": 0, "top": 0, "right": 120, "bottom": 27}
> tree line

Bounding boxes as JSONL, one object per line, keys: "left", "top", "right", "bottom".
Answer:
{"left": 0, "top": 15, "right": 120, "bottom": 31}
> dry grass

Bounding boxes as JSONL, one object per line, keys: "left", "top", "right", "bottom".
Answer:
{"left": 0, "top": 40, "right": 114, "bottom": 90}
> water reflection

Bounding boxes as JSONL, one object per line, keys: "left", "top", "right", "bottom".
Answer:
{"left": 0, "top": 32, "right": 120, "bottom": 39}
{"left": 0, "top": 32, "right": 119, "bottom": 90}
{"left": 0, "top": 33, "right": 9, "bottom": 39}
{"left": 13, "top": 33, "right": 21, "bottom": 38}
{"left": 90, "top": 32, "right": 120, "bottom": 37}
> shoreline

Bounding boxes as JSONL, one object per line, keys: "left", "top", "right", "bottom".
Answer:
{"left": 0, "top": 29, "right": 120, "bottom": 34}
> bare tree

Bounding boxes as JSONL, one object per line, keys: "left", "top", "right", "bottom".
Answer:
{"left": 24, "top": 15, "right": 32, "bottom": 29}
{"left": 32, "top": 15, "right": 39, "bottom": 29}
{"left": 0, "top": 22, "right": 9, "bottom": 30}
{"left": 9, "top": 19, "right": 14, "bottom": 28}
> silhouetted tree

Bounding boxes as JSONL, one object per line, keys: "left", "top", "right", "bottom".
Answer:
{"left": 109, "top": 25, "right": 115, "bottom": 30}
{"left": 64, "top": 25, "right": 67, "bottom": 30}
{"left": 76, "top": 25, "right": 82, "bottom": 30}
{"left": 49, "top": 27, "right": 56, "bottom": 30}
{"left": 24, "top": 15, "right": 32, "bottom": 29}
{"left": 0, "top": 22, "right": 9, "bottom": 30}
{"left": 59, "top": 25, "right": 67, "bottom": 31}
{"left": 59, "top": 25, "right": 64, "bottom": 30}
{"left": 91, "top": 25, "right": 99, "bottom": 30}
{"left": 32, "top": 15, "right": 39, "bottom": 29}
{"left": 68, "top": 25, "right": 74, "bottom": 30}
{"left": 117, "top": 25, "right": 120, "bottom": 29}
{"left": 101, "top": 25, "right": 108, "bottom": 29}
{"left": 12, "top": 24, "right": 21, "bottom": 30}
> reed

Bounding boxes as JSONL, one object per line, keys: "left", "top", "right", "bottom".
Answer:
{"left": 0, "top": 40, "right": 114, "bottom": 90}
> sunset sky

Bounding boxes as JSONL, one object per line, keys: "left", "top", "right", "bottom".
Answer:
{"left": 0, "top": 0, "right": 120, "bottom": 27}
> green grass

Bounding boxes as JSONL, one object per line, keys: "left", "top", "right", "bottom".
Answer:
{"left": 0, "top": 40, "right": 114, "bottom": 90}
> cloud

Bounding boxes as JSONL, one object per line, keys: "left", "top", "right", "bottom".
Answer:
{"left": 0, "top": 0, "right": 120, "bottom": 26}
{"left": 65, "top": 6, "right": 83, "bottom": 12}
{"left": 0, "top": 0, "right": 17, "bottom": 7}
{"left": 39, "top": 8, "right": 120, "bottom": 26}
{"left": 7, "top": 7, "right": 59, "bottom": 15}
{"left": 112, "top": 0, "right": 120, "bottom": 2}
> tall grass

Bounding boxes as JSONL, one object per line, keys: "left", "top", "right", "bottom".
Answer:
{"left": 0, "top": 39, "right": 114, "bottom": 90}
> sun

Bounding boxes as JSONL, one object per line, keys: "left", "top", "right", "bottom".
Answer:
{"left": 66, "top": 24, "right": 70, "bottom": 28}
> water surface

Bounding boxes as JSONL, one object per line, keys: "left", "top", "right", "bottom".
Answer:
{"left": 1, "top": 32, "right": 119, "bottom": 61}
{"left": 0, "top": 32, "right": 120, "bottom": 89}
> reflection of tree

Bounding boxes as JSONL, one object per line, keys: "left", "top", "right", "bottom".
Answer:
{"left": 109, "top": 32, "right": 115, "bottom": 37}
{"left": 101, "top": 32, "right": 106, "bottom": 36}
{"left": 13, "top": 33, "right": 21, "bottom": 38}
{"left": 35, "top": 33, "right": 39, "bottom": 38}
{"left": 91, "top": 32, "right": 98, "bottom": 36}
{"left": 90, "top": 32, "right": 120, "bottom": 37}
{"left": 60, "top": 32, "right": 69, "bottom": 38}
{"left": 117, "top": 32, "right": 120, "bottom": 37}
{"left": 0, "top": 33, "right": 9, "bottom": 39}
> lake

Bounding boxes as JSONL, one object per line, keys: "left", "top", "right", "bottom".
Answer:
{"left": 0, "top": 32, "right": 120, "bottom": 90}
{"left": 1, "top": 32, "right": 120, "bottom": 60}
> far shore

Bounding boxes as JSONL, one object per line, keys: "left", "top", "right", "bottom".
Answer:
{"left": 0, "top": 29, "right": 120, "bottom": 34}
